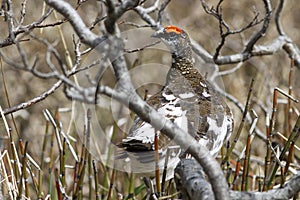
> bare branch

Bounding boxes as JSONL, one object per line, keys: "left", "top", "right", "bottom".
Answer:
{"left": 275, "top": 0, "right": 285, "bottom": 35}
{"left": 175, "top": 159, "right": 214, "bottom": 200}
{"left": 200, "top": 0, "right": 265, "bottom": 62}
{"left": 124, "top": 40, "right": 160, "bottom": 53}
{"left": 3, "top": 80, "right": 63, "bottom": 115}
{"left": 134, "top": 5, "right": 161, "bottom": 29}
{"left": 140, "top": 0, "right": 159, "bottom": 13}
{"left": 104, "top": 0, "right": 140, "bottom": 34}
{"left": 176, "top": 158, "right": 300, "bottom": 200}
{"left": 45, "top": 0, "right": 102, "bottom": 47}
{"left": 157, "top": 0, "right": 172, "bottom": 24}
{"left": 243, "top": 0, "right": 272, "bottom": 53}
{"left": 199, "top": 0, "right": 275, "bottom": 66}
{"left": 0, "top": 7, "right": 54, "bottom": 48}
{"left": 212, "top": 35, "right": 289, "bottom": 65}
{"left": 283, "top": 39, "right": 300, "bottom": 67}
{"left": 191, "top": 39, "right": 214, "bottom": 63}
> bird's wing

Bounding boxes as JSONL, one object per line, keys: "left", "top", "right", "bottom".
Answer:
{"left": 122, "top": 88, "right": 189, "bottom": 151}
{"left": 192, "top": 80, "right": 233, "bottom": 157}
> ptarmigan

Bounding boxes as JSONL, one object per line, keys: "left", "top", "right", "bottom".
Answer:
{"left": 117, "top": 25, "right": 233, "bottom": 180}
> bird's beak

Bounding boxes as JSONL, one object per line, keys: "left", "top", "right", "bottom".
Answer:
{"left": 151, "top": 28, "right": 164, "bottom": 38}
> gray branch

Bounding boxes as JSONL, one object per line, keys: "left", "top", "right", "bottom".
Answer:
{"left": 243, "top": 0, "right": 272, "bottom": 54}
{"left": 45, "top": 0, "right": 102, "bottom": 47}
{"left": 196, "top": 0, "right": 300, "bottom": 68}
{"left": 3, "top": 80, "right": 63, "bottom": 115}
{"left": 175, "top": 159, "right": 300, "bottom": 200}
{"left": 104, "top": 0, "right": 140, "bottom": 34}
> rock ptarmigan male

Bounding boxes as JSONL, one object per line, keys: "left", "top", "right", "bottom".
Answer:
{"left": 117, "top": 25, "right": 233, "bottom": 180}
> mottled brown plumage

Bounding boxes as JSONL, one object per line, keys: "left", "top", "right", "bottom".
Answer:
{"left": 119, "top": 26, "right": 233, "bottom": 179}
{"left": 123, "top": 26, "right": 233, "bottom": 155}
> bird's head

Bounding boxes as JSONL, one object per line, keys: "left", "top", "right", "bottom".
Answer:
{"left": 152, "top": 25, "right": 192, "bottom": 58}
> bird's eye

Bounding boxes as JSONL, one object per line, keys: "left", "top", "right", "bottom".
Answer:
{"left": 169, "top": 32, "right": 178, "bottom": 38}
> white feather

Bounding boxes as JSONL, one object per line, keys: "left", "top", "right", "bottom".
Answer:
{"left": 179, "top": 92, "right": 195, "bottom": 99}
{"left": 202, "top": 90, "right": 211, "bottom": 98}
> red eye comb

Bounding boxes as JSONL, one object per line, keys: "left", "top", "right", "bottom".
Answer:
{"left": 164, "top": 25, "right": 182, "bottom": 34}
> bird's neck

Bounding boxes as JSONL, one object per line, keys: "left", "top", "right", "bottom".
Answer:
{"left": 171, "top": 45, "right": 193, "bottom": 60}
{"left": 164, "top": 55, "right": 205, "bottom": 90}
{"left": 170, "top": 55, "right": 197, "bottom": 76}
